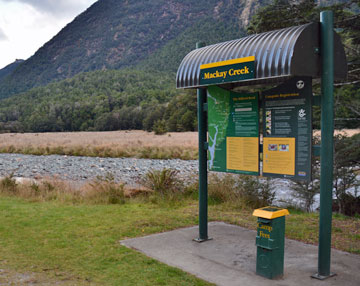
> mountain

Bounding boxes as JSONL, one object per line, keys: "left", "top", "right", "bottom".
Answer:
{"left": 0, "top": 59, "right": 24, "bottom": 82}
{"left": 0, "top": 0, "right": 266, "bottom": 99}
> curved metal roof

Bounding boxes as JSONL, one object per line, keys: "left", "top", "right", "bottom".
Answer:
{"left": 176, "top": 23, "right": 347, "bottom": 89}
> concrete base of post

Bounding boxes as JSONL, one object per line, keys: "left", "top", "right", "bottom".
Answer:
{"left": 193, "top": 237, "right": 213, "bottom": 243}
{"left": 311, "top": 272, "right": 336, "bottom": 280}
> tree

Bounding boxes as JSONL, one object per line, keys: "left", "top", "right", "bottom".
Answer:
{"left": 290, "top": 136, "right": 321, "bottom": 212}
{"left": 164, "top": 91, "right": 197, "bottom": 132}
{"left": 247, "top": 0, "right": 318, "bottom": 34}
{"left": 291, "top": 164, "right": 320, "bottom": 212}
{"left": 333, "top": 134, "right": 360, "bottom": 215}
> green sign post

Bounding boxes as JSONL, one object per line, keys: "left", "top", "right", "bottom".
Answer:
{"left": 195, "top": 42, "right": 210, "bottom": 242}
{"left": 314, "top": 10, "right": 336, "bottom": 280}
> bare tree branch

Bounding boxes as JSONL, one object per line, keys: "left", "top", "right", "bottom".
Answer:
{"left": 349, "top": 68, "right": 360, "bottom": 74}
{"left": 335, "top": 14, "right": 360, "bottom": 24}
{"left": 334, "top": 80, "right": 360, "bottom": 86}
{"left": 344, "top": 104, "right": 360, "bottom": 116}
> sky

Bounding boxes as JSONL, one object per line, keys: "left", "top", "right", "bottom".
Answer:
{"left": 0, "top": 0, "right": 98, "bottom": 69}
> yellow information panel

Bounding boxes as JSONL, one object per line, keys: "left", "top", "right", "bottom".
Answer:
{"left": 226, "top": 137, "right": 259, "bottom": 173}
{"left": 263, "top": 137, "right": 295, "bottom": 175}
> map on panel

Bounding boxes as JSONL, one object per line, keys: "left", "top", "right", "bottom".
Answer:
{"left": 207, "top": 86, "right": 259, "bottom": 175}
{"left": 207, "top": 86, "right": 230, "bottom": 170}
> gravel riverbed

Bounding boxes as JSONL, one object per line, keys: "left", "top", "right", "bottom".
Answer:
{"left": 0, "top": 153, "right": 198, "bottom": 185}
{"left": 0, "top": 153, "right": 323, "bottom": 210}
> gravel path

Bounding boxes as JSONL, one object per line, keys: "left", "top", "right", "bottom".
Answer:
{"left": 0, "top": 153, "right": 198, "bottom": 185}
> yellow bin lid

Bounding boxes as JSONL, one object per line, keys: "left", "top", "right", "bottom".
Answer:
{"left": 252, "top": 206, "right": 290, "bottom": 219}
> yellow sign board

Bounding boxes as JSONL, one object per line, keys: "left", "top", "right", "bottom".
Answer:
{"left": 226, "top": 137, "right": 259, "bottom": 173}
{"left": 263, "top": 137, "right": 295, "bottom": 175}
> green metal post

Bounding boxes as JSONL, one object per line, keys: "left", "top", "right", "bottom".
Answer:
{"left": 314, "top": 10, "right": 335, "bottom": 279}
{"left": 195, "top": 42, "right": 210, "bottom": 242}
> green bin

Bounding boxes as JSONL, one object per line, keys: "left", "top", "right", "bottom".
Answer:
{"left": 253, "top": 206, "right": 289, "bottom": 279}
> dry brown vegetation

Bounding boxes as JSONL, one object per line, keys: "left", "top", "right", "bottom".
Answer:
{"left": 0, "top": 129, "right": 359, "bottom": 160}
{"left": 0, "top": 174, "right": 152, "bottom": 205}
{"left": 0, "top": 131, "right": 198, "bottom": 160}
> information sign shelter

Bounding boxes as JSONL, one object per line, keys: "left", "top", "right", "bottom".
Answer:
{"left": 176, "top": 12, "right": 347, "bottom": 279}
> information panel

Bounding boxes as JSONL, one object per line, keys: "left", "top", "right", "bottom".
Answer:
{"left": 207, "top": 86, "right": 259, "bottom": 175}
{"left": 262, "top": 77, "right": 312, "bottom": 181}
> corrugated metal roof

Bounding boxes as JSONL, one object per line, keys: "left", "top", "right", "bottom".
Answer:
{"left": 176, "top": 23, "right": 347, "bottom": 89}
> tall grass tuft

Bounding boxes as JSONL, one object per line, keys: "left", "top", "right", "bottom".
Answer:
{"left": 208, "top": 174, "right": 239, "bottom": 205}
{"left": 141, "top": 168, "right": 183, "bottom": 198}
{"left": 207, "top": 174, "right": 275, "bottom": 208}
{"left": 88, "top": 173, "right": 126, "bottom": 204}
{"left": 0, "top": 174, "right": 17, "bottom": 194}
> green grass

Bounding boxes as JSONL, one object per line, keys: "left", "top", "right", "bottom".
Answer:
{"left": 0, "top": 188, "right": 359, "bottom": 285}
{"left": 0, "top": 197, "right": 211, "bottom": 285}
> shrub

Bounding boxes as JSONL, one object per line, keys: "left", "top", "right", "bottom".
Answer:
{"left": 141, "top": 168, "right": 183, "bottom": 197}
{"left": 333, "top": 167, "right": 360, "bottom": 215}
{"left": 333, "top": 134, "right": 360, "bottom": 216}
{"left": 208, "top": 174, "right": 237, "bottom": 204}
{"left": 89, "top": 173, "right": 126, "bottom": 204}
{"left": 237, "top": 175, "right": 275, "bottom": 209}
{"left": 0, "top": 174, "right": 17, "bottom": 194}
{"left": 291, "top": 157, "right": 320, "bottom": 212}
{"left": 153, "top": 119, "right": 167, "bottom": 135}
{"left": 333, "top": 193, "right": 360, "bottom": 217}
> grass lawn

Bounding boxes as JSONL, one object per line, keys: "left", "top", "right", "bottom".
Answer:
{"left": 0, "top": 197, "right": 212, "bottom": 285}
{"left": 0, "top": 196, "right": 359, "bottom": 285}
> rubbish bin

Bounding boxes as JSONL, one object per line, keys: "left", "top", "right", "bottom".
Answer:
{"left": 252, "top": 206, "right": 289, "bottom": 279}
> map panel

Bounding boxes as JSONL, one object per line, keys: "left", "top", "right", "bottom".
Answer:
{"left": 207, "top": 86, "right": 259, "bottom": 175}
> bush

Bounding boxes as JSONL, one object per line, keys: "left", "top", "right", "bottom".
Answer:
{"left": 291, "top": 157, "right": 320, "bottom": 212}
{"left": 208, "top": 174, "right": 237, "bottom": 204}
{"left": 333, "top": 193, "right": 360, "bottom": 217}
{"left": 237, "top": 175, "right": 275, "bottom": 209}
{"left": 141, "top": 168, "right": 183, "bottom": 197}
{"left": 153, "top": 119, "right": 167, "bottom": 135}
{"left": 207, "top": 174, "right": 275, "bottom": 208}
{"left": 333, "top": 134, "right": 360, "bottom": 216}
{"left": 89, "top": 173, "right": 126, "bottom": 204}
{"left": 0, "top": 174, "right": 17, "bottom": 194}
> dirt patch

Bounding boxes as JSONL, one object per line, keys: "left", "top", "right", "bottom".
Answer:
{"left": 0, "top": 267, "right": 92, "bottom": 285}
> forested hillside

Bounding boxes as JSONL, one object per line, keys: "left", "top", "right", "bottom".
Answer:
{"left": 0, "top": 69, "right": 196, "bottom": 133}
{"left": 0, "top": 0, "right": 265, "bottom": 98}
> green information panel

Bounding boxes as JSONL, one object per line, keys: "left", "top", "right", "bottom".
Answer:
{"left": 200, "top": 56, "right": 255, "bottom": 86}
{"left": 208, "top": 86, "right": 259, "bottom": 175}
{"left": 262, "top": 77, "right": 312, "bottom": 181}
